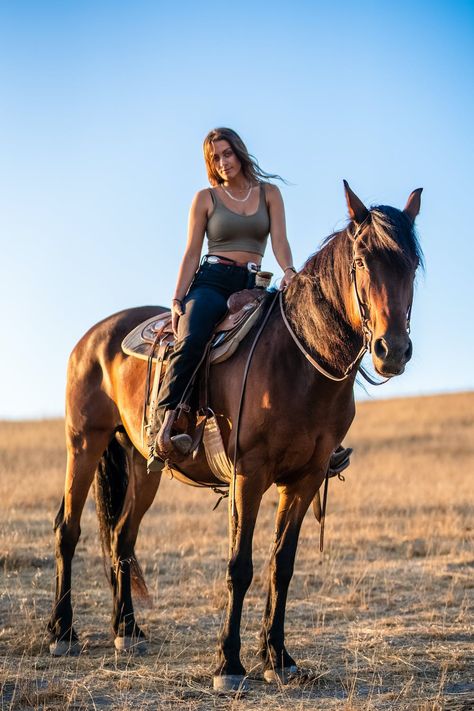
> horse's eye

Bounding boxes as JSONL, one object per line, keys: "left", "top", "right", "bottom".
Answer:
{"left": 354, "top": 258, "right": 365, "bottom": 269}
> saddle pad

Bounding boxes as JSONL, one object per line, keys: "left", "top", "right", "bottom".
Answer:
{"left": 121, "top": 313, "right": 172, "bottom": 361}
{"left": 121, "top": 298, "right": 266, "bottom": 365}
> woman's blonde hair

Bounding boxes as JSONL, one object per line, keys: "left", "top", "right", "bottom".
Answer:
{"left": 203, "top": 128, "right": 284, "bottom": 186}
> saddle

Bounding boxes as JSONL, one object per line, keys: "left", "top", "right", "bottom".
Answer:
{"left": 121, "top": 287, "right": 268, "bottom": 366}
{"left": 121, "top": 288, "right": 271, "bottom": 484}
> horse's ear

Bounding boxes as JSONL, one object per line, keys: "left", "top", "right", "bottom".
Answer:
{"left": 403, "top": 188, "right": 423, "bottom": 222}
{"left": 343, "top": 180, "right": 369, "bottom": 226}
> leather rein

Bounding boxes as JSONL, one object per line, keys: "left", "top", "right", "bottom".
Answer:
{"left": 280, "top": 218, "right": 412, "bottom": 387}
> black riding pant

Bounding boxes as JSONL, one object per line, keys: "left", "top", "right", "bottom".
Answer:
{"left": 157, "top": 261, "right": 256, "bottom": 412}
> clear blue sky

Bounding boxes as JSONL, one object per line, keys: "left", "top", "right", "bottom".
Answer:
{"left": 1, "top": 0, "right": 473, "bottom": 418}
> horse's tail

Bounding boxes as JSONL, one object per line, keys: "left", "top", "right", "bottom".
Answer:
{"left": 94, "top": 431, "right": 149, "bottom": 600}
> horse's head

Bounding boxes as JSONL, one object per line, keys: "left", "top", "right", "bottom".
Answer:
{"left": 344, "top": 181, "right": 423, "bottom": 377}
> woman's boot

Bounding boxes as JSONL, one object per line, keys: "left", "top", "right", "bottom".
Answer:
{"left": 156, "top": 409, "right": 193, "bottom": 458}
{"left": 147, "top": 409, "right": 192, "bottom": 472}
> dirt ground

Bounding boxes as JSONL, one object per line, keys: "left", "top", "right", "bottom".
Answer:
{"left": 0, "top": 392, "right": 473, "bottom": 710}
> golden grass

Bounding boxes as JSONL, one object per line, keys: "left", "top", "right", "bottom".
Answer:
{"left": 0, "top": 392, "right": 473, "bottom": 710}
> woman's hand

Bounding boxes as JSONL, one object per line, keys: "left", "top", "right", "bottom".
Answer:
{"left": 280, "top": 266, "right": 296, "bottom": 290}
{"left": 171, "top": 299, "right": 184, "bottom": 337}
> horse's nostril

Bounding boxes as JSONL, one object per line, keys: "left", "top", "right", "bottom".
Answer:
{"left": 405, "top": 340, "right": 413, "bottom": 362}
{"left": 373, "top": 338, "right": 388, "bottom": 360}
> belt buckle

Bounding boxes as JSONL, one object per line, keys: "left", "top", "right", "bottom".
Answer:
{"left": 247, "top": 262, "right": 258, "bottom": 272}
{"left": 206, "top": 255, "right": 219, "bottom": 264}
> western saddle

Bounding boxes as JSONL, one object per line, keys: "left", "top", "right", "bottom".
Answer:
{"left": 121, "top": 287, "right": 270, "bottom": 482}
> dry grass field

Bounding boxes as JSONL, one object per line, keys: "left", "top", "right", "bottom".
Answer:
{"left": 1, "top": 392, "right": 473, "bottom": 710}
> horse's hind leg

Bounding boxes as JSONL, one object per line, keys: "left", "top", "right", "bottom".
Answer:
{"left": 108, "top": 443, "right": 161, "bottom": 653}
{"left": 259, "top": 473, "right": 321, "bottom": 682}
{"left": 48, "top": 426, "right": 111, "bottom": 655}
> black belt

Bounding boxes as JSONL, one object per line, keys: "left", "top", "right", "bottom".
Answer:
{"left": 203, "top": 255, "right": 261, "bottom": 272}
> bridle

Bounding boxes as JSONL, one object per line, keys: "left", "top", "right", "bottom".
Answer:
{"left": 281, "top": 215, "right": 413, "bottom": 386}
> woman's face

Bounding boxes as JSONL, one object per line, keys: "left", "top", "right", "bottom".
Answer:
{"left": 211, "top": 140, "right": 242, "bottom": 182}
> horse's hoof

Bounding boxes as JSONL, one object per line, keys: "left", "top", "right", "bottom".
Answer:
{"left": 114, "top": 636, "right": 147, "bottom": 655}
{"left": 213, "top": 675, "right": 249, "bottom": 692}
{"left": 263, "top": 665, "right": 299, "bottom": 683}
{"left": 49, "top": 639, "right": 81, "bottom": 657}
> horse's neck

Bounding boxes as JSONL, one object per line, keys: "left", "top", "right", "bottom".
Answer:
{"left": 264, "top": 307, "right": 357, "bottom": 408}
{"left": 283, "top": 268, "right": 363, "bottom": 375}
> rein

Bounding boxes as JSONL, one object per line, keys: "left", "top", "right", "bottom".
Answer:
{"left": 279, "top": 216, "right": 410, "bottom": 387}
{"left": 279, "top": 291, "right": 367, "bottom": 382}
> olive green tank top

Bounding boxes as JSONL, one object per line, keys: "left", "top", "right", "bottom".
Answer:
{"left": 206, "top": 183, "right": 270, "bottom": 257}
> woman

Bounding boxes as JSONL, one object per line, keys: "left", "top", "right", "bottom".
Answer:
{"left": 148, "top": 127, "right": 296, "bottom": 468}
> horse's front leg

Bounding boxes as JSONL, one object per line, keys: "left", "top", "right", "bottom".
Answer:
{"left": 259, "top": 472, "right": 321, "bottom": 682}
{"left": 214, "top": 474, "right": 265, "bottom": 692}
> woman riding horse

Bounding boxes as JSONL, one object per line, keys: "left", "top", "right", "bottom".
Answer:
{"left": 148, "top": 127, "right": 347, "bottom": 471}
{"left": 47, "top": 179, "right": 422, "bottom": 691}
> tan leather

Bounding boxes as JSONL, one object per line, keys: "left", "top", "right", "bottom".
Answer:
{"left": 202, "top": 415, "right": 233, "bottom": 484}
{"left": 121, "top": 289, "right": 268, "bottom": 363}
{"left": 217, "top": 289, "right": 266, "bottom": 332}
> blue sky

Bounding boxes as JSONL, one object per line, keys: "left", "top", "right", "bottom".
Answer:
{"left": 1, "top": 0, "right": 473, "bottom": 418}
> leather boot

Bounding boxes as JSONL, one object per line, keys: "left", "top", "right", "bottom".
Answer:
{"left": 156, "top": 409, "right": 192, "bottom": 458}
{"left": 328, "top": 445, "right": 352, "bottom": 476}
{"left": 147, "top": 412, "right": 193, "bottom": 472}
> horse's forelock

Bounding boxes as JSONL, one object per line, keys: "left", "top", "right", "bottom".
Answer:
{"left": 367, "top": 206, "right": 424, "bottom": 270}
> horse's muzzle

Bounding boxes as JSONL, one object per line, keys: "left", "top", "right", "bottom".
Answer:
{"left": 372, "top": 335, "right": 412, "bottom": 376}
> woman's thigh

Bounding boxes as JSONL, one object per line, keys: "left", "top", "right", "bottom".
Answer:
{"left": 177, "top": 286, "right": 229, "bottom": 343}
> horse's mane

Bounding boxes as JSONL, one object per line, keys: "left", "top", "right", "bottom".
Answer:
{"left": 284, "top": 206, "right": 423, "bottom": 370}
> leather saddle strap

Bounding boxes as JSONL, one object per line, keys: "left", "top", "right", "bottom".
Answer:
{"left": 141, "top": 334, "right": 162, "bottom": 445}
{"left": 198, "top": 341, "right": 212, "bottom": 414}
{"left": 145, "top": 342, "right": 169, "bottom": 444}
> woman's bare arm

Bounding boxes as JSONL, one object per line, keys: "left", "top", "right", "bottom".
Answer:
{"left": 266, "top": 184, "right": 296, "bottom": 288}
{"left": 170, "top": 190, "right": 210, "bottom": 333}
{"left": 173, "top": 190, "right": 210, "bottom": 300}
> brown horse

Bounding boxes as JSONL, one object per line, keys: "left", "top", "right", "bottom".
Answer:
{"left": 48, "top": 182, "right": 423, "bottom": 691}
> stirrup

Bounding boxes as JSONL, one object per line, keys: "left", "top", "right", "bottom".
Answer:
{"left": 146, "top": 432, "right": 193, "bottom": 474}
{"left": 328, "top": 446, "right": 352, "bottom": 477}
{"left": 156, "top": 409, "right": 193, "bottom": 460}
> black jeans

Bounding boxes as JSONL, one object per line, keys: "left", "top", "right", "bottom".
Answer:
{"left": 157, "top": 261, "right": 256, "bottom": 412}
